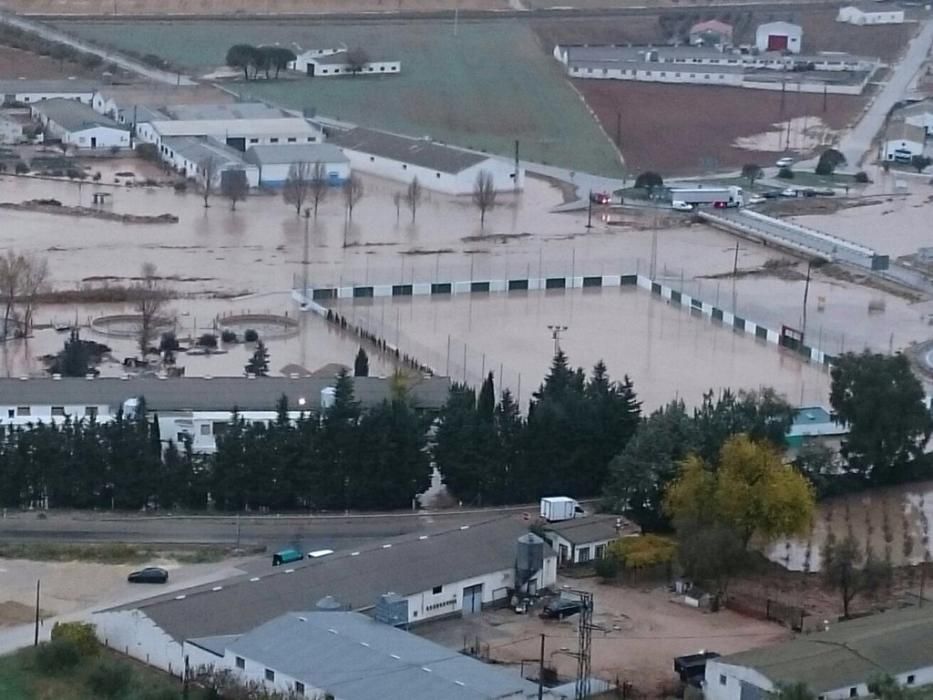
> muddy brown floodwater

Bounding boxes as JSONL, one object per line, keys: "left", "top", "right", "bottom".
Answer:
{"left": 769, "top": 479, "right": 933, "bottom": 572}
{"left": 0, "top": 163, "right": 928, "bottom": 395}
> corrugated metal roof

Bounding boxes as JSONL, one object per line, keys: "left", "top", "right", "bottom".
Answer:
{"left": 716, "top": 606, "right": 933, "bottom": 692}
{"left": 147, "top": 118, "right": 320, "bottom": 138}
{"left": 166, "top": 102, "right": 288, "bottom": 121}
{"left": 31, "top": 98, "right": 127, "bottom": 133}
{"left": 103, "top": 515, "right": 550, "bottom": 642}
{"left": 162, "top": 136, "right": 252, "bottom": 168}
{"left": 328, "top": 127, "right": 489, "bottom": 174}
{"left": 544, "top": 514, "right": 639, "bottom": 546}
{"left": 245, "top": 143, "right": 348, "bottom": 165}
{"left": 200, "top": 611, "right": 545, "bottom": 700}
{"left": 0, "top": 375, "right": 450, "bottom": 413}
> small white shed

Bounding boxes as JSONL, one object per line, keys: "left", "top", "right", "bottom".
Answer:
{"left": 30, "top": 98, "right": 130, "bottom": 149}
{"left": 755, "top": 21, "right": 803, "bottom": 54}
{"left": 837, "top": 5, "right": 905, "bottom": 25}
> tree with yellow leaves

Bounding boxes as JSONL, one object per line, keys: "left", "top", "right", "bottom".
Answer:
{"left": 665, "top": 433, "right": 815, "bottom": 548}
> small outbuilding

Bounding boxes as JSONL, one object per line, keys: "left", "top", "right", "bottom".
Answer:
{"left": 882, "top": 120, "right": 926, "bottom": 162}
{"left": 837, "top": 5, "right": 905, "bottom": 25}
{"left": 30, "top": 98, "right": 130, "bottom": 149}
{"left": 541, "top": 514, "right": 640, "bottom": 566}
{"left": 756, "top": 21, "right": 803, "bottom": 54}
{"left": 160, "top": 136, "right": 259, "bottom": 188}
{"left": 244, "top": 143, "right": 350, "bottom": 186}
{"left": 689, "top": 19, "right": 734, "bottom": 47}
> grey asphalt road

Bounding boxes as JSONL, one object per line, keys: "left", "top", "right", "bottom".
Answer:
{"left": 0, "top": 505, "right": 544, "bottom": 553}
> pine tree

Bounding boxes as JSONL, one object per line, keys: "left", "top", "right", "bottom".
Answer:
{"left": 319, "top": 370, "right": 361, "bottom": 511}
{"left": 245, "top": 341, "right": 270, "bottom": 377}
{"left": 477, "top": 372, "right": 495, "bottom": 422}
{"left": 354, "top": 347, "right": 369, "bottom": 377}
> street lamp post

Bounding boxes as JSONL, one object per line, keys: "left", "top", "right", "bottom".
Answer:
{"left": 547, "top": 324, "right": 568, "bottom": 355}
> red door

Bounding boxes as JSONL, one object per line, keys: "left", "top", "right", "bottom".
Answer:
{"left": 768, "top": 35, "right": 788, "bottom": 51}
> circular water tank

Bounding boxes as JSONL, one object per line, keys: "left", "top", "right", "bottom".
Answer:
{"left": 516, "top": 533, "right": 545, "bottom": 575}
{"left": 315, "top": 595, "right": 343, "bottom": 611}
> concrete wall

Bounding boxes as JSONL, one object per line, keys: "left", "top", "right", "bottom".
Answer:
{"left": 94, "top": 609, "right": 185, "bottom": 676}
{"left": 254, "top": 159, "right": 350, "bottom": 186}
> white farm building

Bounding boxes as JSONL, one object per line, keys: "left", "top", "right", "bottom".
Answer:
{"left": 755, "top": 21, "right": 803, "bottom": 54}
{"left": 290, "top": 48, "right": 400, "bottom": 77}
{"left": 93, "top": 517, "right": 557, "bottom": 675}
{"left": 160, "top": 136, "right": 259, "bottom": 188}
{"left": 0, "top": 78, "right": 96, "bottom": 106}
{"left": 837, "top": 5, "right": 905, "bottom": 25}
{"left": 705, "top": 606, "right": 933, "bottom": 700}
{"left": 328, "top": 126, "right": 524, "bottom": 195}
{"left": 30, "top": 98, "right": 129, "bottom": 149}
{"left": 244, "top": 143, "right": 350, "bottom": 186}
{"left": 882, "top": 120, "right": 926, "bottom": 163}
{"left": 0, "top": 114, "right": 24, "bottom": 144}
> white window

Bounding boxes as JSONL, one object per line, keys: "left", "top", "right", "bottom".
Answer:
{"left": 51, "top": 406, "right": 66, "bottom": 416}
{"left": 17, "top": 406, "right": 30, "bottom": 416}
{"left": 200, "top": 424, "right": 211, "bottom": 436}
{"left": 235, "top": 656, "right": 245, "bottom": 669}
{"left": 265, "top": 669, "right": 275, "bottom": 682}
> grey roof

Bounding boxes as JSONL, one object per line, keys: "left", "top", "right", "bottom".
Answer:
{"left": 328, "top": 127, "right": 489, "bottom": 174}
{"left": 312, "top": 51, "right": 352, "bottom": 65}
{"left": 165, "top": 102, "right": 288, "bottom": 121}
{"left": 0, "top": 79, "right": 97, "bottom": 95}
{"left": 0, "top": 375, "right": 450, "bottom": 413}
{"left": 119, "top": 105, "right": 169, "bottom": 124}
{"left": 887, "top": 120, "right": 927, "bottom": 143}
{"left": 187, "top": 634, "right": 239, "bottom": 656}
{"left": 901, "top": 99, "right": 933, "bottom": 118}
{"left": 544, "top": 514, "right": 639, "bottom": 545}
{"left": 570, "top": 60, "right": 745, "bottom": 75}
{"left": 104, "top": 515, "right": 549, "bottom": 642}
{"left": 245, "top": 143, "right": 348, "bottom": 165}
{"left": 31, "top": 98, "right": 127, "bottom": 133}
{"left": 715, "top": 605, "right": 933, "bottom": 693}
{"left": 198, "top": 611, "right": 544, "bottom": 700}
{"left": 162, "top": 136, "right": 251, "bottom": 168}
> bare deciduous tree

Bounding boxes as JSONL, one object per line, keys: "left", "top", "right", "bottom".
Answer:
{"left": 220, "top": 169, "right": 249, "bottom": 211}
{"left": 342, "top": 174, "right": 364, "bottom": 220}
{"left": 393, "top": 192, "right": 402, "bottom": 222}
{"left": 283, "top": 161, "right": 312, "bottom": 216}
{"left": 471, "top": 170, "right": 498, "bottom": 227}
{"left": 346, "top": 47, "right": 370, "bottom": 75}
{"left": 404, "top": 177, "right": 422, "bottom": 222}
{"left": 135, "top": 262, "right": 169, "bottom": 357}
{"left": 308, "top": 161, "right": 330, "bottom": 218}
{"left": 200, "top": 156, "right": 219, "bottom": 208}
{"left": 0, "top": 252, "right": 49, "bottom": 339}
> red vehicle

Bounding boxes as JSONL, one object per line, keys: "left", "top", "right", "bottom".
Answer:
{"left": 590, "top": 191, "right": 611, "bottom": 205}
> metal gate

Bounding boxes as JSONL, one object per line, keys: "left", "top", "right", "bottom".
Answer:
{"left": 462, "top": 583, "right": 483, "bottom": 616}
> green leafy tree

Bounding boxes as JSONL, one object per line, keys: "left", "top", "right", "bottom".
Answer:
{"left": 225, "top": 44, "right": 259, "bottom": 80}
{"left": 911, "top": 155, "right": 932, "bottom": 173}
{"left": 245, "top": 340, "right": 270, "bottom": 377}
{"left": 822, "top": 533, "right": 891, "bottom": 618}
{"left": 769, "top": 682, "right": 817, "bottom": 700}
{"left": 815, "top": 148, "right": 846, "bottom": 176}
{"left": 741, "top": 163, "right": 763, "bottom": 187}
{"left": 829, "top": 352, "right": 933, "bottom": 484}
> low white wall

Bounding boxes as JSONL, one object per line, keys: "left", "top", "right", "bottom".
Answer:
{"left": 94, "top": 609, "right": 185, "bottom": 676}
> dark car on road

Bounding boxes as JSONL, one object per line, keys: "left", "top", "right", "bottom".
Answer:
{"left": 540, "top": 597, "right": 585, "bottom": 620}
{"left": 590, "top": 191, "right": 611, "bottom": 205}
{"left": 127, "top": 567, "right": 168, "bottom": 584}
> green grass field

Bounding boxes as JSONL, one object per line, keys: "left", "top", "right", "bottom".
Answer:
{"left": 56, "top": 19, "right": 623, "bottom": 175}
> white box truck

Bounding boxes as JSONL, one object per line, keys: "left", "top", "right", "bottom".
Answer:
{"left": 540, "top": 496, "right": 585, "bottom": 522}
{"left": 669, "top": 185, "right": 744, "bottom": 211}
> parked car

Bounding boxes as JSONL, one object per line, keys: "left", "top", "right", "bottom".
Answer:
{"left": 590, "top": 191, "right": 611, "bottom": 205}
{"left": 780, "top": 188, "right": 799, "bottom": 198}
{"left": 761, "top": 191, "right": 781, "bottom": 199}
{"left": 746, "top": 195, "right": 766, "bottom": 205}
{"left": 127, "top": 567, "right": 168, "bottom": 584}
{"left": 671, "top": 200, "right": 695, "bottom": 211}
{"left": 800, "top": 188, "right": 818, "bottom": 198}
{"left": 776, "top": 157, "right": 794, "bottom": 168}
{"left": 814, "top": 188, "right": 836, "bottom": 196}
{"left": 540, "top": 597, "right": 585, "bottom": 620}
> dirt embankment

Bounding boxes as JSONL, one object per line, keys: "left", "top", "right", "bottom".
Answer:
{"left": 0, "top": 199, "right": 179, "bottom": 224}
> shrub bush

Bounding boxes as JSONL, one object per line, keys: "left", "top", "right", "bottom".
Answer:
{"left": 197, "top": 333, "right": 218, "bottom": 349}
{"left": 854, "top": 171, "right": 869, "bottom": 183}
{"left": 86, "top": 659, "right": 132, "bottom": 698}
{"left": 243, "top": 328, "right": 259, "bottom": 343}
{"left": 51, "top": 621, "right": 99, "bottom": 657}
{"left": 15, "top": 161, "right": 29, "bottom": 174}
{"left": 594, "top": 556, "right": 619, "bottom": 580}
{"left": 34, "top": 638, "right": 80, "bottom": 673}
{"left": 220, "top": 329, "right": 238, "bottom": 344}
{"left": 777, "top": 167, "right": 794, "bottom": 180}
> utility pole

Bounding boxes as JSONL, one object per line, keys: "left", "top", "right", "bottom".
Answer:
{"left": 302, "top": 208, "right": 310, "bottom": 301}
{"left": 801, "top": 260, "right": 812, "bottom": 342}
{"left": 537, "top": 633, "right": 545, "bottom": 700}
{"left": 615, "top": 111, "right": 621, "bottom": 149}
{"left": 586, "top": 191, "right": 593, "bottom": 229}
{"left": 34, "top": 580, "right": 40, "bottom": 646}
{"left": 732, "top": 241, "right": 740, "bottom": 276}
{"left": 514, "top": 139, "right": 520, "bottom": 191}
{"left": 547, "top": 325, "right": 567, "bottom": 354}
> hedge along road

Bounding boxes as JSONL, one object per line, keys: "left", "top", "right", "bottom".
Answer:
{"left": 0, "top": 9, "right": 195, "bottom": 85}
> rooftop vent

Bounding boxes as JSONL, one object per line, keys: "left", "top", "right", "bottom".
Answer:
{"left": 316, "top": 595, "right": 344, "bottom": 611}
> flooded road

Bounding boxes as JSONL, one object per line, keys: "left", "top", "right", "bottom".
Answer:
{"left": 769, "top": 479, "right": 933, "bottom": 572}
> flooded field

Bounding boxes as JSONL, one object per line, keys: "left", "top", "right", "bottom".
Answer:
{"left": 329, "top": 287, "right": 832, "bottom": 411}
{"left": 1, "top": 164, "right": 928, "bottom": 393}
{"left": 769, "top": 479, "right": 933, "bottom": 572}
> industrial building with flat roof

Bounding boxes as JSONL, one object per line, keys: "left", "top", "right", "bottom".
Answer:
{"left": 160, "top": 136, "right": 258, "bottom": 187}
{"left": 245, "top": 142, "right": 350, "bottom": 186}
{"left": 94, "top": 516, "right": 557, "bottom": 674}
{"left": 542, "top": 514, "right": 640, "bottom": 566}
{"left": 705, "top": 606, "right": 933, "bottom": 700}
{"left": 328, "top": 126, "right": 523, "bottom": 195}
{"left": 184, "top": 611, "right": 563, "bottom": 699}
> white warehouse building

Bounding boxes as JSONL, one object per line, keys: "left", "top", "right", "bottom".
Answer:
{"left": 705, "top": 606, "right": 933, "bottom": 700}
{"left": 0, "top": 78, "right": 96, "bottom": 106}
{"left": 882, "top": 120, "right": 926, "bottom": 162}
{"left": 30, "top": 98, "right": 130, "bottom": 149}
{"left": 328, "top": 126, "right": 524, "bottom": 195}
{"left": 289, "top": 48, "right": 401, "bottom": 77}
{"left": 93, "top": 517, "right": 557, "bottom": 675}
{"left": 244, "top": 143, "right": 350, "bottom": 187}
{"left": 837, "top": 5, "right": 905, "bottom": 25}
{"left": 136, "top": 115, "right": 323, "bottom": 153}
{"left": 160, "top": 136, "right": 260, "bottom": 188}
{"left": 756, "top": 21, "right": 803, "bottom": 54}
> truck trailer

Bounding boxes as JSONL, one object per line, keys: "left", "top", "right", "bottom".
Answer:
{"left": 540, "top": 496, "right": 585, "bottom": 522}
{"left": 669, "top": 185, "right": 744, "bottom": 210}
